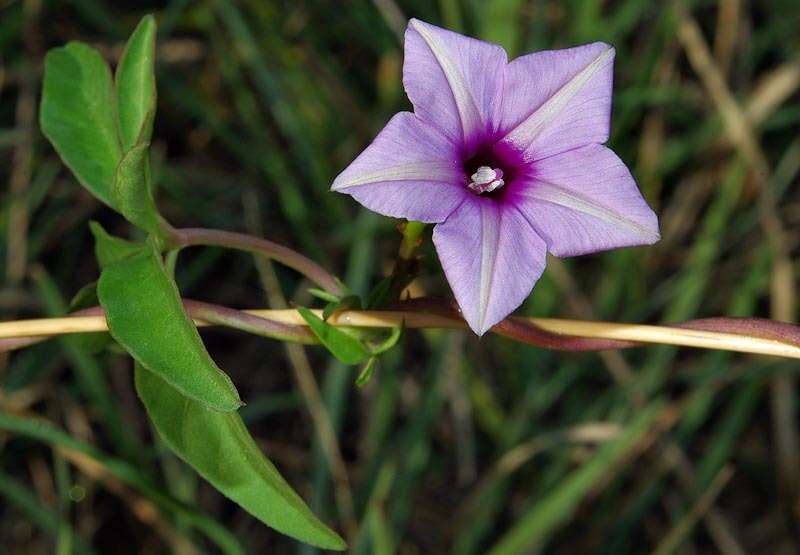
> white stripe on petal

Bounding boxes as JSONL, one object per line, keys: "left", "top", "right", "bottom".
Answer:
{"left": 521, "top": 180, "right": 660, "bottom": 242}
{"left": 503, "top": 46, "right": 614, "bottom": 148}
{"left": 411, "top": 20, "right": 483, "bottom": 141}
{"left": 478, "top": 202, "right": 501, "bottom": 328}
{"left": 332, "top": 161, "right": 459, "bottom": 190}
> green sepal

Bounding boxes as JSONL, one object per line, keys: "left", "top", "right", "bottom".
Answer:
{"left": 296, "top": 306, "right": 371, "bottom": 365}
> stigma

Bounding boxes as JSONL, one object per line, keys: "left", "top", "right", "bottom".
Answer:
{"left": 468, "top": 166, "right": 505, "bottom": 194}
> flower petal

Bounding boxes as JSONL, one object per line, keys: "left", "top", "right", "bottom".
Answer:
{"left": 404, "top": 19, "right": 507, "bottom": 148}
{"left": 332, "top": 112, "right": 467, "bottom": 223}
{"left": 500, "top": 43, "right": 615, "bottom": 160}
{"left": 513, "top": 144, "right": 660, "bottom": 257}
{"left": 433, "top": 197, "right": 547, "bottom": 335}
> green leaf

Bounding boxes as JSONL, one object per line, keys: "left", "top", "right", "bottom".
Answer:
{"left": 116, "top": 15, "right": 157, "bottom": 150}
{"left": 69, "top": 281, "right": 113, "bottom": 353}
{"left": 88, "top": 221, "right": 142, "bottom": 268}
{"left": 40, "top": 42, "right": 122, "bottom": 207}
{"left": 365, "top": 276, "right": 393, "bottom": 309}
{"left": 113, "top": 144, "right": 162, "bottom": 236}
{"left": 134, "top": 365, "right": 346, "bottom": 550}
{"left": 368, "top": 323, "right": 403, "bottom": 356}
{"left": 69, "top": 281, "right": 100, "bottom": 311}
{"left": 308, "top": 288, "right": 341, "bottom": 304}
{"left": 296, "top": 306, "right": 371, "bottom": 365}
{"left": 355, "top": 357, "right": 378, "bottom": 388}
{"left": 97, "top": 243, "right": 241, "bottom": 411}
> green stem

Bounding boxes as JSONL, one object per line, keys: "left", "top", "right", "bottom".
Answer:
{"left": 398, "top": 220, "right": 426, "bottom": 261}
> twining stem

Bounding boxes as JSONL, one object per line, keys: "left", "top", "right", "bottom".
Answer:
{"left": 167, "top": 227, "right": 344, "bottom": 296}
{"left": 186, "top": 300, "right": 316, "bottom": 344}
{"left": 2, "top": 305, "right": 799, "bottom": 360}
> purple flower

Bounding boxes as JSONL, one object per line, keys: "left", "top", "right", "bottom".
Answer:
{"left": 332, "top": 19, "right": 660, "bottom": 335}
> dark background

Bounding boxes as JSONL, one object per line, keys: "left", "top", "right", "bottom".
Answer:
{"left": 1, "top": 0, "right": 800, "bottom": 553}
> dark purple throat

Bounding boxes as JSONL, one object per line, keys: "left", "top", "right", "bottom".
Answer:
{"left": 461, "top": 139, "right": 530, "bottom": 200}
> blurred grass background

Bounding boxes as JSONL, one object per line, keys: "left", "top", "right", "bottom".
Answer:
{"left": 1, "top": 0, "right": 800, "bottom": 553}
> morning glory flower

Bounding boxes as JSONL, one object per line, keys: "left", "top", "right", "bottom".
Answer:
{"left": 332, "top": 19, "right": 660, "bottom": 335}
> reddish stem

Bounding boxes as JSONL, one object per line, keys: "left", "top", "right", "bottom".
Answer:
{"left": 169, "top": 228, "right": 344, "bottom": 296}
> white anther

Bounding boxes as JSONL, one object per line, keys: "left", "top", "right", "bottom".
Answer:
{"left": 468, "top": 166, "right": 505, "bottom": 194}
{"left": 471, "top": 166, "right": 497, "bottom": 185}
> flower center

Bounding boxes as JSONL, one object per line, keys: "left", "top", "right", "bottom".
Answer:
{"left": 467, "top": 166, "right": 505, "bottom": 194}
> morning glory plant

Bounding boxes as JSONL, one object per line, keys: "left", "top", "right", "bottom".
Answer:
{"left": 333, "top": 19, "right": 660, "bottom": 334}
{"left": 4, "top": 11, "right": 799, "bottom": 554}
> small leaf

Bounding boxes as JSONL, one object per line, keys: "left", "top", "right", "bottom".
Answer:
{"left": 355, "top": 357, "right": 378, "bottom": 388}
{"left": 113, "top": 144, "right": 162, "bottom": 237}
{"left": 116, "top": 15, "right": 157, "bottom": 150}
{"left": 296, "top": 307, "right": 371, "bottom": 365}
{"left": 368, "top": 323, "right": 403, "bottom": 356}
{"left": 69, "top": 281, "right": 99, "bottom": 311}
{"left": 97, "top": 243, "right": 241, "bottom": 411}
{"left": 135, "top": 365, "right": 346, "bottom": 550}
{"left": 40, "top": 42, "right": 122, "bottom": 207}
{"left": 322, "top": 294, "right": 362, "bottom": 321}
{"left": 308, "top": 288, "right": 341, "bottom": 304}
{"left": 88, "top": 221, "right": 142, "bottom": 268}
{"left": 365, "top": 276, "right": 393, "bottom": 309}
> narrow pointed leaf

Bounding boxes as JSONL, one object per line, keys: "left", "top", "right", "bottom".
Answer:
{"left": 369, "top": 323, "right": 403, "bottom": 356}
{"left": 69, "top": 281, "right": 100, "bottom": 311}
{"left": 40, "top": 42, "right": 122, "bottom": 206}
{"left": 135, "top": 365, "right": 346, "bottom": 550}
{"left": 355, "top": 357, "right": 379, "bottom": 388}
{"left": 113, "top": 144, "right": 162, "bottom": 236}
{"left": 308, "top": 288, "right": 341, "bottom": 304}
{"left": 116, "top": 15, "right": 157, "bottom": 150}
{"left": 97, "top": 243, "right": 241, "bottom": 411}
{"left": 297, "top": 307, "right": 371, "bottom": 364}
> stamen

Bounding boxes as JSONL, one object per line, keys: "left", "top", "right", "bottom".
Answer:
{"left": 468, "top": 166, "right": 505, "bottom": 194}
